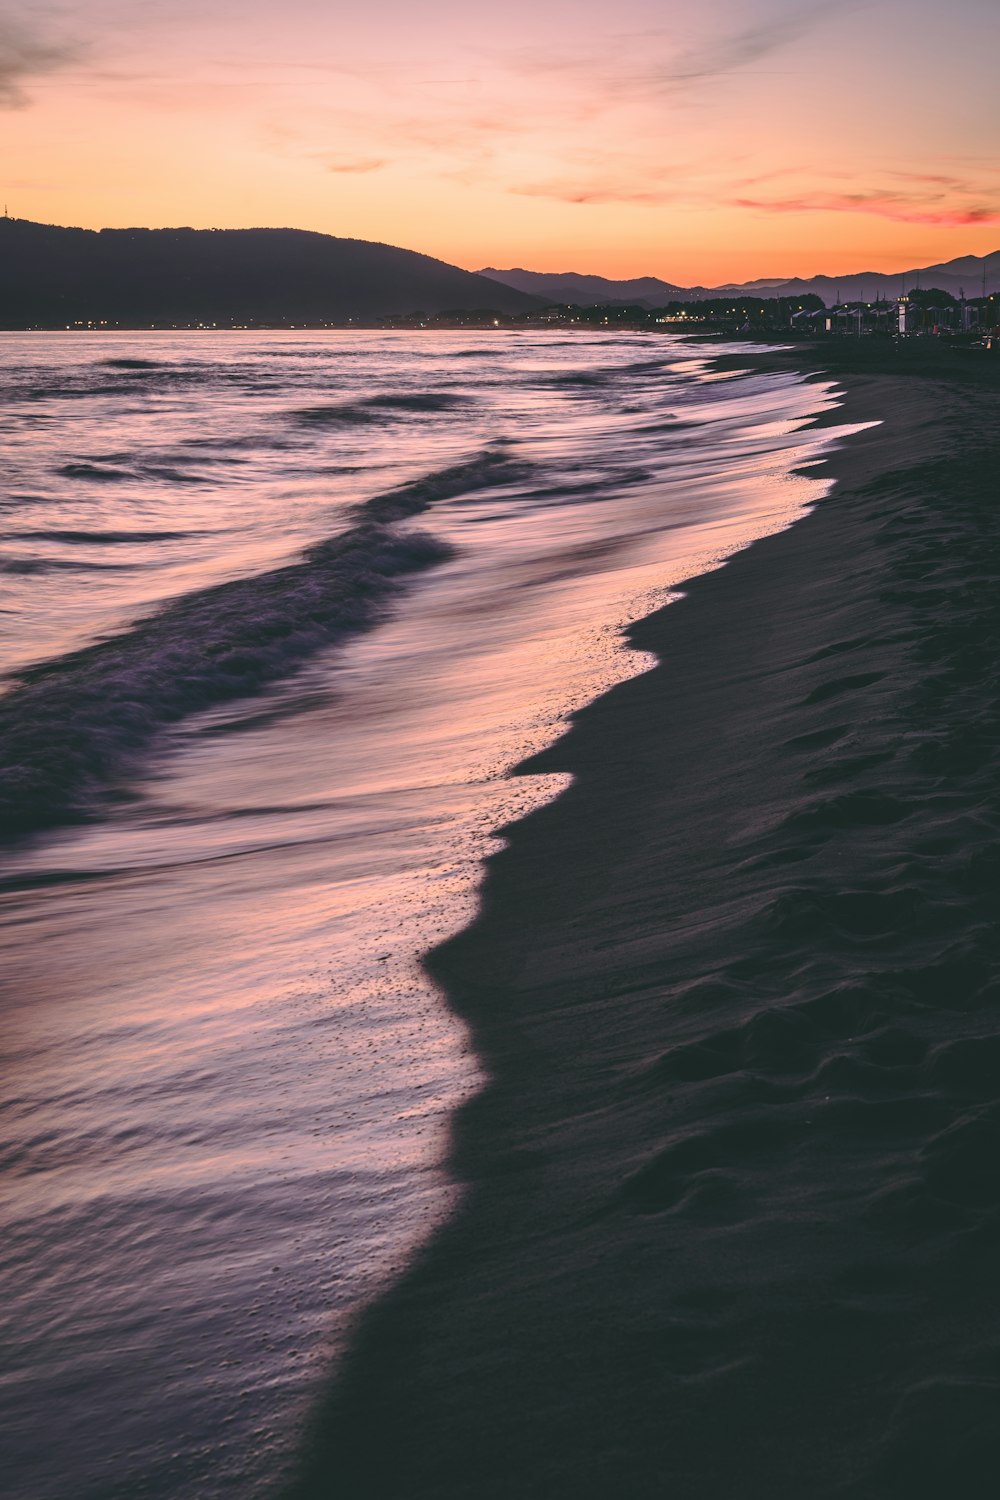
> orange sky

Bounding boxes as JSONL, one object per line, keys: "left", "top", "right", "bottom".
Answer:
{"left": 3, "top": 0, "right": 1000, "bottom": 284}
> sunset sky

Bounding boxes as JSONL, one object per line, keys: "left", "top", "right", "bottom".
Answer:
{"left": 3, "top": 0, "right": 999, "bottom": 284}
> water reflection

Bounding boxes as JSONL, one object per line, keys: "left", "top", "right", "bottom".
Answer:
{"left": 0, "top": 331, "right": 855, "bottom": 1497}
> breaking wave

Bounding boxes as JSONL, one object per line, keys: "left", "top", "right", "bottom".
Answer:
{"left": 0, "top": 449, "right": 521, "bottom": 839}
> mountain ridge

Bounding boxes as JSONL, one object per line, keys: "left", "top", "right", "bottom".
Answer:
{"left": 0, "top": 219, "right": 540, "bottom": 327}
{"left": 479, "top": 252, "right": 1000, "bottom": 308}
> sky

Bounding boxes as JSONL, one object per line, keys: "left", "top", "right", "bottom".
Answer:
{"left": 2, "top": 0, "right": 1000, "bottom": 284}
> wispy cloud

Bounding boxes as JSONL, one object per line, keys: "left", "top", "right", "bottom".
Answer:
{"left": 508, "top": 0, "right": 852, "bottom": 108}
{"left": 734, "top": 189, "right": 1000, "bottom": 226}
{"left": 505, "top": 153, "right": 1000, "bottom": 228}
{"left": 323, "top": 155, "right": 387, "bottom": 174}
{"left": 509, "top": 178, "right": 680, "bottom": 206}
{"left": 0, "top": 13, "right": 82, "bottom": 108}
{"left": 658, "top": 0, "right": 846, "bottom": 86}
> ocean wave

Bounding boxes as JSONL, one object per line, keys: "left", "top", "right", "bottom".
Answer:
{"left": 14, "top": 528, "right": 195, "bottom": 545}
{"left": 619, "top": 357, "right": 670, "bottom": 375}
{"left": 365, "top": 393, "right": 471, "bottom": 412}
{"left": 58, "top": 462, "right": 133, "bottom": 481}
{"left": 0, "top": 556, "right": 139, "bottom": 575}
{"left": 99, "top": 358, "right": 163, "bottom": 370}
{"left": 58, "top": 459, "right": 206, "bottom": 484}
{"left": 292, "top": 391, "right": 471, "bottom": 426}
{"left": 19, "top": 382, "right": 155, "bottom": 401}
{"left": 0, "top": 449, "right": 522, "bottom": 840}
{"left": 293, "top": 404, "right": 383, "bottom": 427}
{"left": 543, "top": 357, "right": 669, "bottom": 392}
{"left": 8, "top": 366, "right": 220, "bottom": 402}
{"left": 545, "top": 370, "right": 612, "bottom": 387}
{"left": 140, "top": 465, "right": 206, "bottom": 484}
{"left": 528, "top": 466, "right": 652, "bottom": 503}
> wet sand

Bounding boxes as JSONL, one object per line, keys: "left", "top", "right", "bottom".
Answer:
{"left": 289, "top": 341, "right": 1000, "bottom": 1499}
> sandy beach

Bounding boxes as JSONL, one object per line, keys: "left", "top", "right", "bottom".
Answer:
{"left": 288, "top": 340, "right": 1000, "bottom": 1499}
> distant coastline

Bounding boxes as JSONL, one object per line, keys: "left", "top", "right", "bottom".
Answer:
{"left": 4, "top": 217, "right": 998, "bottom": 333}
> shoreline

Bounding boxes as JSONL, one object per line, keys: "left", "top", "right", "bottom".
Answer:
{"left": 289, "top": 340, "right": 1000, "bottom": 1497}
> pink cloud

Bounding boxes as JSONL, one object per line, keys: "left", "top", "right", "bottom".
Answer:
{"left": 509, "top": 179, "right": 677, "bottom": 206}
{"left": 734, "top": 191, "right": 1000, "bottom": 227}
{"left": 324, "top": 156, "right": 387, "bottom": 174}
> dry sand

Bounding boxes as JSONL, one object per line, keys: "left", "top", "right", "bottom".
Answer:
{"left": 289, "top": 340, "right": 1000, "bottom": 1499}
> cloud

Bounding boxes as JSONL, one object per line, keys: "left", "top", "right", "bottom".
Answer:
{"left": 659, "top": 0, "right": 846, "bottom": 86}
{"left": 509, "top": 178, "right": 679, "bottom": 206}
{"left": 504, "top": 147, "right": 752, "bottom": 208}
{"left": 505, "top": 150, "right": 1000, "bottom": 227}
{"left": 324, "top": 155, "right": 387, "bottom": 174}
{"left": 0, "top": 14, "right": 82, "bottom": 108}
{"left": 734, "top": 189, "right": 1000, "bottom": 226}
{"left": 889, "top": 171, "right": 967, "bottom": 188}
{"left": 510, "top": 0, "right": 853, "bottom": 107}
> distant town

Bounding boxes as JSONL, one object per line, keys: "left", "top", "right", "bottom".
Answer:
{"left": 51, "top": 292, "right": 1000, "bottom": 343}
{"left": 380, "top": 290, "right": 1000, "bottom": 345}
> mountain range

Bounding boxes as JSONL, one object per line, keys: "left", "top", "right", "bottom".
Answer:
{"left": 479, "top": 253, "right": 1000, "bottom": 308}
{"left": 0, "top": 219, "right": 538, "bottom": 328}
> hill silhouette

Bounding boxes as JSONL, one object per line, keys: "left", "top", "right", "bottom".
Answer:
{"left": 480, "top": 251, "right": 1000, "bottom": 308}
{"left": 0, "top": 219, "right": 539, "bottom": 327}
{"left": 477, "top": 268, "right": 688, "bottom": 308}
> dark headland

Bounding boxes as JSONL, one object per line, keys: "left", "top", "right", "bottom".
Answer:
{"left": 287, "top": 339, "right": 1000, "bottom": 1499}
{"left": 0, "top": 218, "right": 539, "bottom": 327}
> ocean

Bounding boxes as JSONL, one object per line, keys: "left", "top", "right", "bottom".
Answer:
{"left": 1, "top": 329, "right": 854, "bottom": 1498}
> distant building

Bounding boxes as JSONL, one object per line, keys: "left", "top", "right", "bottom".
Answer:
{"left": 788, "top": 289, "right": 990, "bottom": 341}
{"left": 791, "top": 308, "right": 827, "bottom": 331}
